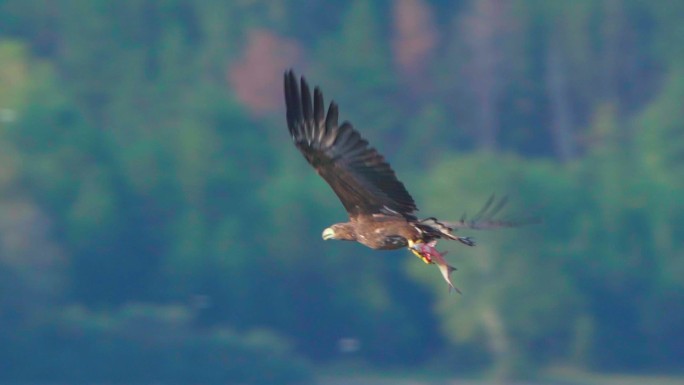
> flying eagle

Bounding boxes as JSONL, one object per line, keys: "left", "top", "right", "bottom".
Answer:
{"left": 284, "top": 70, "right": 527, "bottom": 292}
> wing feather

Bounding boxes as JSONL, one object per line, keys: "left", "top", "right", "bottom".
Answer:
{"left": 284, "top": 70, "right": 417, "bottom": 218}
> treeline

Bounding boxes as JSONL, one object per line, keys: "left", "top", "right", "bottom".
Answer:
{"left": 0, "top": 0, "right": 683, "bottom": 382}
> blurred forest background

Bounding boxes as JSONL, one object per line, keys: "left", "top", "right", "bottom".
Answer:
{"left": 1, "top": 0, "right": 683, "bottom": 384}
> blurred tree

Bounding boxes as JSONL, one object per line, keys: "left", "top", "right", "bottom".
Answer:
{"left": 313, "top": 0, "right": 404, "bottom": 152}
{"left": 460, "top": 0, "right": 511, "bottom": 150}
{"left": 0, "top": 39, "right": 68, "bottom": 376}
{"left": 544, "top": 25, "right": 577, "bottom": 162}
{"left": 1, "top": 0, "right": 684, "bottom": 377}
{"left": 410, "top": 153, "right": 584, "bottom": 379}
{"left": 634, "top": 67, "right": 684, "bottom": 368}
{"left": 391, "top": 0, "right": 438, "bottom": 94}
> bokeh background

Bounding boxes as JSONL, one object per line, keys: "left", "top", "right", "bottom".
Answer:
{"left": 1, "top": 1, "right": 683, "bottom": 384}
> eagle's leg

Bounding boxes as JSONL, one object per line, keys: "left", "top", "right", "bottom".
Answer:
{"left": 408, "top": 240, "right": 433, "bottom": 264}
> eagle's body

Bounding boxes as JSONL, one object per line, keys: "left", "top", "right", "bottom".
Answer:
{"left": 283, "top": 70, "right": 526, "bottom": 292}
{"left": 325, "top": 214, "right": 418, "bottom": 250}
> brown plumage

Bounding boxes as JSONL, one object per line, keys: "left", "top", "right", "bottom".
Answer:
{"left": 284, "top": 70, "right": 531, "bottom": 292}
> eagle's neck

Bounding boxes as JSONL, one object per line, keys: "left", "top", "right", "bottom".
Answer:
{"left": 332, "top": 222, "right": 357, "bottom": 241}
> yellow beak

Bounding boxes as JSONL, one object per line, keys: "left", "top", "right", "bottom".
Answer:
{"left": 322, "top": 227, "right": 335, "bottom": 240}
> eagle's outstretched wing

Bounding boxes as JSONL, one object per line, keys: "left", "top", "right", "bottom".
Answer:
{"left": 284, "top": 70, "right": 417, "bottom": 218}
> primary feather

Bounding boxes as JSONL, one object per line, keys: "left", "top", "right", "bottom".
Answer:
{"left": 284, "top": 70, "right": 417, "bottom": 218}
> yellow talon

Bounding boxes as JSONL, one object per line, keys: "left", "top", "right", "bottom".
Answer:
{"left": 411, "top": 249, "right": 432, "bottom": 264}
{"left": 408, "top": 240, "right": 433, "bottom": 264}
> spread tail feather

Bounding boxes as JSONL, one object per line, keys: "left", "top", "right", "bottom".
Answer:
{"left": 418, "top": 195, "right": 539, "bottom": 245}
{"left": 417, "top": 218, "right": 476, "bottom": 246}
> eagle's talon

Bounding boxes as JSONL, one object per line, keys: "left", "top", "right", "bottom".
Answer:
{"left": 412, "top": 249, "right": 433, "bottom": 264}
{"left": 409, "top": 241, "right": 433, "bottom": 264}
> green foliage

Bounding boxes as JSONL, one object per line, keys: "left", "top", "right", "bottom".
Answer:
{"left": 408, "top": 153, "right": 585, "bottom": 378}
{"left": 632, "top": 67, "right": 684, "bottom": 368}
{"left": 1, "top": 0, "right": 684, "bottom": 381}
{"left": 312, "top": 0, "right": 402, "bottom": 146}
{"left": 0, "top": 303, "right": 312, "bottom": 384}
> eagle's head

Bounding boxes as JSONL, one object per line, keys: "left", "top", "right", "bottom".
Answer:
{"left": 322, "top": 227, "right": 336, "bottom": 240}
{"left": 322, "top": 223, "right": 356, "bottom": 241}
